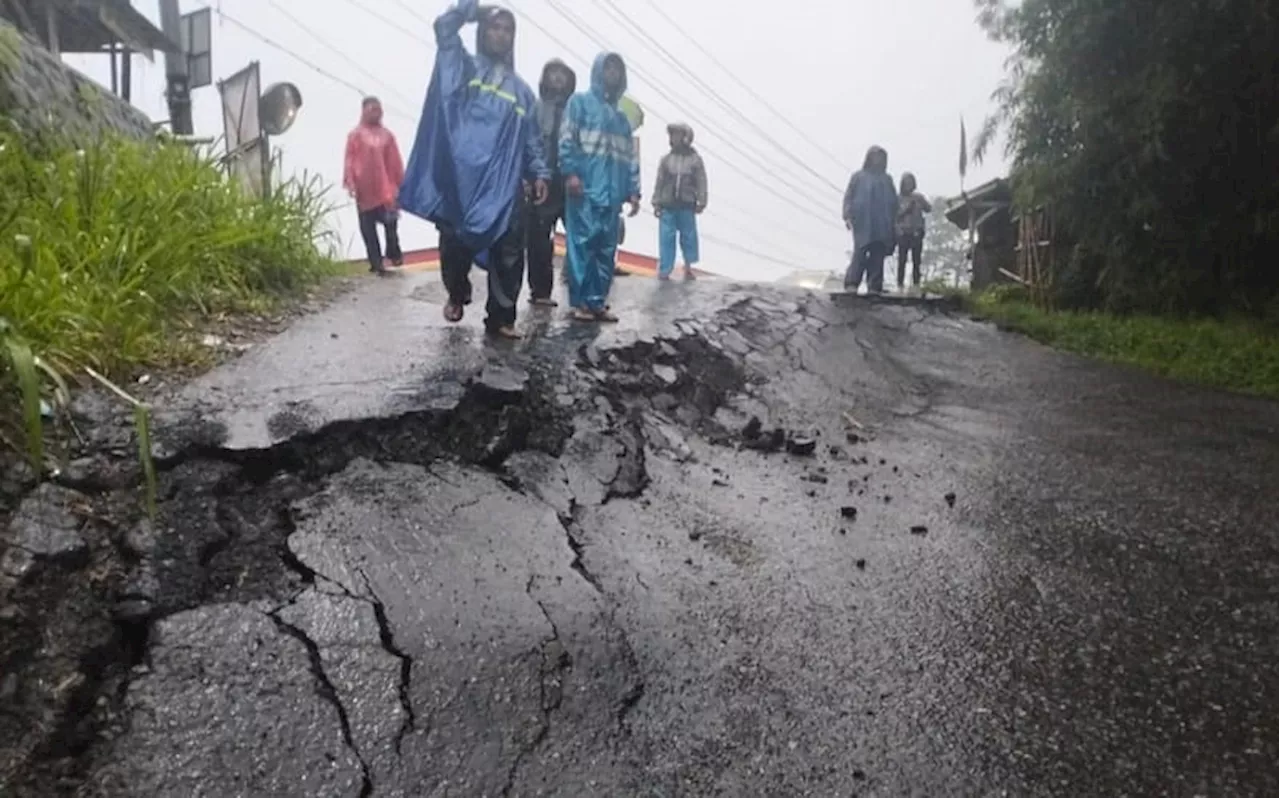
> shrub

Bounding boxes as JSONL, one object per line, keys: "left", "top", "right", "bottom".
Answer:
{"left": 0, "top": 132, "right": 340, "bottom": 473}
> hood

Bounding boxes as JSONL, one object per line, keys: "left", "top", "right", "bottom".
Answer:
{"left": 862, "top": 145, "right": 888, "bottom": 172}
{"left": 474, "top": 6, "right": 516, "bottom": 69}
{"left": 538, "top": 58, "right": 577, "bottom": 102}
{"left": 589, "top": 52, "right": 627, "bottom": 103}
{"left": 900, "top": 171, "right": 917, "bottom": 194}
{"left": 666, "top": 121, "right": 695, "bottom": 152}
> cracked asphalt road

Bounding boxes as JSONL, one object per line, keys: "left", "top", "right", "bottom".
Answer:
{"left": 15, "top": 273, "right": 1274, "bottom": 797}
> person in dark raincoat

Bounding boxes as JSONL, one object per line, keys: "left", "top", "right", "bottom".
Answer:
{"left": 398, "top": 0, "right": 549, "bottom": 339}
{"left": 559, "top": 52, "right": 641, "bottom": 323}
{"left": 894, "top": 172, "right": 932, "bottom": 291}
{"left": 652, "top": 122, "right": 707, "bottom": 281}
{"left": 526, "top": 59, "right": 577, "bottom": 307}
{"left": 842, "top": 145, "right": 897, "bottom": 294}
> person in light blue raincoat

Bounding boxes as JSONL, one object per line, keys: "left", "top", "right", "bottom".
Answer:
{"left": 558, "top": 52, "right": 641, "bottom": 322}
{"left": 398, "top": 0, "right": 549, "bottom": 339}
{"left": 842, "top": 145, "right": 897, "bottom": 294}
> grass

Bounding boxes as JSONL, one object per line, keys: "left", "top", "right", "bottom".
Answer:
{"left": 0, "top": 131, "right": 341, "bottom": 487}
{"left": 968, "top": 285, "right": 1278, "bottom": 398}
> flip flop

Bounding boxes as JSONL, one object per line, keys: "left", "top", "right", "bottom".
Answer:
{"left": 443, "top": 302, "right": 464, "bottom": 323}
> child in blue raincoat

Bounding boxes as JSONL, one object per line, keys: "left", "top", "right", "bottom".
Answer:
{"left": 558, "top": 53, "right": 641, "bottom": 322}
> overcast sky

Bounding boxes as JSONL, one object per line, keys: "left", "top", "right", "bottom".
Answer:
{"left": 66, "top": 0, "right": 1009, "bottom": 282}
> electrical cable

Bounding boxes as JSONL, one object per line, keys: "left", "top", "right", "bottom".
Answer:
{"left": 262, "top": 0, "right": 418, "bottom": 111}
{"left": 328, "top": 0, "right": 435, "bottom": 47}
{"left": 508, "top": 1, "right": 840, "bottom": 263}
{"left": 638, "top": 0, "right": 854, "bottom": 175}
{"left": 595, "top": 0, "right": 846, "bottom": 196}
{"left": 537, "top": 0, "right": 843, "bottom": 226}
{"left": 214, "top": 8, "right": 420, "bottom": 125}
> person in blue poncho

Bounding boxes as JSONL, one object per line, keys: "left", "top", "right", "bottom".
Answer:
{"left": 558, "top": 53, "right": 641, "bottom": 323}
{"left": 842, "top": 145, "right": 898, "bottom": 295}
{"left": 398, "top": 0, "right": 549, "bottom": 339}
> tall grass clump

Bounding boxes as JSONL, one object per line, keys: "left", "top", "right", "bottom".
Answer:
{"left": 0, "top": 131, "right": 340, "bottom": 481}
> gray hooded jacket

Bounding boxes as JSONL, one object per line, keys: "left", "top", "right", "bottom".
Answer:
{"left": 652, "top": 123, "right": 708, "bottom": 210}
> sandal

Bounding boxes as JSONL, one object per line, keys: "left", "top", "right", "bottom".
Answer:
{"left": 443, "top": 302, "right": 464, "bottom": 323}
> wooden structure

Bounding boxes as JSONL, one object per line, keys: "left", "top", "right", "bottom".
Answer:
{"left": 0, "top": 0, "right": 179, "bottom": 100}
{"left": 944, "top": 178, "right": 1016, "bottom": 291}
{"left": 1013, "top": 204, "right": 1054, "bottom": 305}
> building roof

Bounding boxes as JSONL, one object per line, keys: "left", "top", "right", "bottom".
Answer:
{"left": 943, "top": 177, "right": 1012, "bottom": 230}
{"left": 3, "top": 0, "right": 179, "bottom": 58}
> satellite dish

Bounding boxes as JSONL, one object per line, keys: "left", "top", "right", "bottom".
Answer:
{"left": 259, "top": 82, "right": 303, "bottom": 136}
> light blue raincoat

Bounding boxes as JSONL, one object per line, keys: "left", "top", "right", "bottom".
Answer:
{"left": 559, "top": 53, "right": 640, "bottom": 312}
{"left": 398, "top": 0, "right": 548, "bottom": 260}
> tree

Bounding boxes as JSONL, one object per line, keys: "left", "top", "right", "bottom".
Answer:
{"left": 971, "top": 0, "right": 1277, "bottom": 318}
{"left": 922, "top": 197, "right": 969, "bottom": 286}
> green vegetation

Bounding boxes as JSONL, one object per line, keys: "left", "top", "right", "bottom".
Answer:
{"left": 0, "top": 132, "right": 339, "bottom": 478}
{"left": 968, "top": 286, "right": 1278, "bottom": 398}
{"left": 971, "top": 0, "right": 1276, "bottom": 320}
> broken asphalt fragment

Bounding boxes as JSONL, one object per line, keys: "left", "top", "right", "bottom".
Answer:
{"left": 1, "top": 483, "right": 90, "bottom": 580}
{"left": 742, "top": 425, "right": 786, "bottom": 453}
{"left": 474, "top": 363, "right": 530, "bottom": 400}
{"left": 786, "top": 436, "right": 817, "bottom": 456}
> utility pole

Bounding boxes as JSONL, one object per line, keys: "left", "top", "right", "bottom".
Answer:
{"left": 158, "top": 0, "right": 192, "bottom": 134}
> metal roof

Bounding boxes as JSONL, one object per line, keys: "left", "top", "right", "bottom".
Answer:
{"left": 2, "top": 0, "right": 179, "bottom": 58}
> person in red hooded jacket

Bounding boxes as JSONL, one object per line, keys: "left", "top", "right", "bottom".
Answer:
{"left": 343, "top": 96, "right": 405, "bottom": 275}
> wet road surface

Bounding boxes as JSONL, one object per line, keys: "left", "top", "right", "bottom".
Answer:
{"left": 81, "top": 272, "right": 1276, "bottom": 796}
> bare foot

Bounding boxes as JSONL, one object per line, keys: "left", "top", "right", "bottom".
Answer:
{"left": 682, "top": 267, "right": 696, "bottom": 281}
{"left": 571, "top": 308, "right": 596, "bottom": 322}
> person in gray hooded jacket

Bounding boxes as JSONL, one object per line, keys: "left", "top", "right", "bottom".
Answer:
{"left": 526, "top": 58, "right": 577, "bottom": 306}
{"left": 652, "top": 122, "right": 707, "bottom": 281}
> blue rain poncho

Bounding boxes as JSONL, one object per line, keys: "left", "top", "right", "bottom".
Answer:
{"left": 398, "top": 0, "right": 548, "bottom": 258}
{"left": 841, "top": 145, "right": 897, "bottom": 252}
{"left": 559, "top": 53, "right": 640, "bottom": 312}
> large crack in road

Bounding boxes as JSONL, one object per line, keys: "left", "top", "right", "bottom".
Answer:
{"left": 3, "top": 286, "right": 1274, "bottom": 797}
{"left": 2, "top": 299, "right": 757, "bottom": 796}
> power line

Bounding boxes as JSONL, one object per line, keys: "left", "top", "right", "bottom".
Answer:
{"left": 595, "top": 0, "right": 846, "bottom": 196}
{"left": 508, "top": 1, "right": 838, "bottom": 261}
{"left": 263, "top": 0, "right": 417, "bottom": 110}
{"left": 638, "top": 0, "right": 854, "bottom": 176}
{"left": 700, "top": 231, "right": 806, "bottom": 270}
{"left": 386, "top": 0, "right": 434, "bottom": 29}
{"left": 214, "top": 8, "right": 419, "bottom": 125}
{"left": 536, "top": 0, "right": 843, "bottom": 226}
{"left": 328, "top": 0, "right": 434, "bottom": 46}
